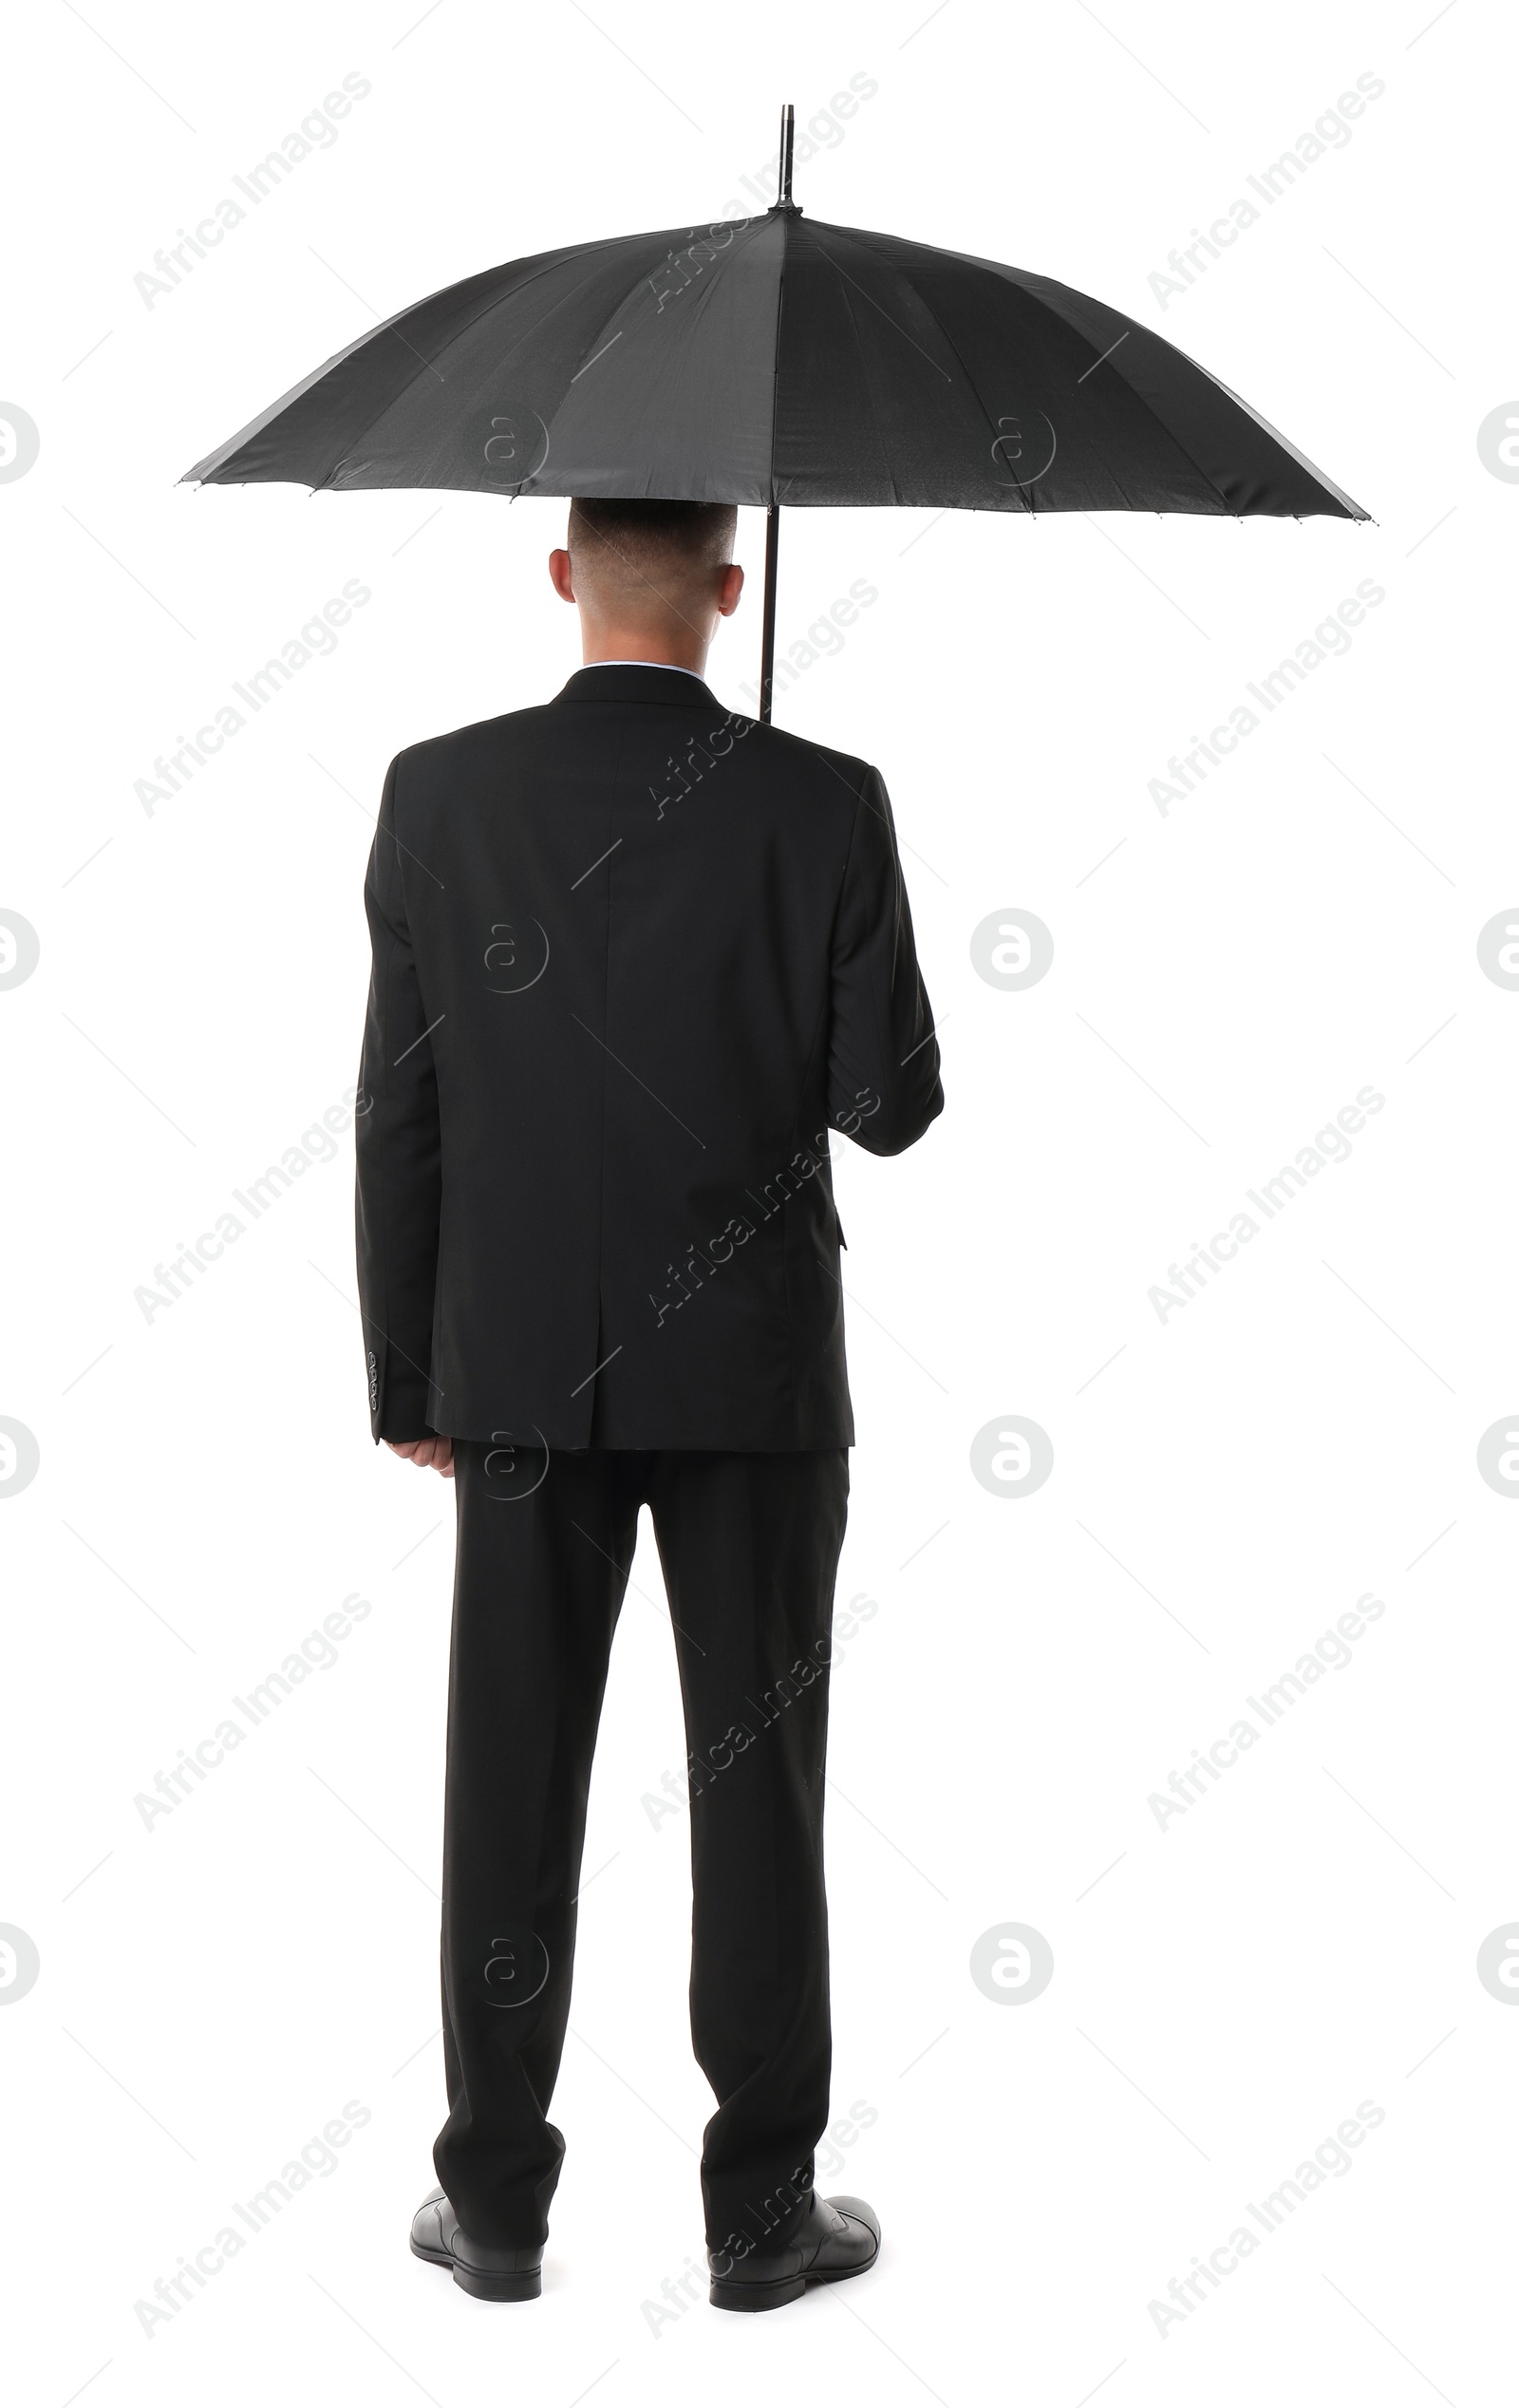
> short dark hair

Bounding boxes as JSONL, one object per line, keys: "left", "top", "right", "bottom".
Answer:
{"left": 567, "top": 498, "right": 737, "bottom": 597}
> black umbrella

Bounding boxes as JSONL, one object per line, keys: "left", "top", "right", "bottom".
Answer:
{"left": 183, "top": 106, "right": 1367, "bottom": 720}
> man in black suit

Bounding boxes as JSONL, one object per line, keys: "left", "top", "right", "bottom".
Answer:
{"left": 356, "top": 499, "right": 942, "bottom": 2308}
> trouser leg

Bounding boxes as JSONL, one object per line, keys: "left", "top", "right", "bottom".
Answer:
{"left": 647, "top": 1448, "right": 850, "bottom": 2259}
{"left": 434, "top": 1440, "right": 644, "bottom": 2246}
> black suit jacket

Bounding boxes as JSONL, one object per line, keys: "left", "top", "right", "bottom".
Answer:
{"left": 355, "top": 665, "right": 943, "bottom": 1451}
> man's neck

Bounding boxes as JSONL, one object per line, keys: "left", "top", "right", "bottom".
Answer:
{"left": 579, "top": 628, "right": 709, "bottom": 676}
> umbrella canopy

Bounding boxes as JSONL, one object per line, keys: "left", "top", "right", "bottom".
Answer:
{"left": 183, "top": 213, "right": 1364, "bottom": 522}
{"left": 182, "top": 106, "right": 1366, "bottom": 714}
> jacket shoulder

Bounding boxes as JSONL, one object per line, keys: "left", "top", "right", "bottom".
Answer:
{"left": 386, "top": 705, "right": 881, "bottom": 810}
{"left": 738, "top": 721, "right": 879, "bottom": 800}
{"left": 387, "top": 705, "right": 554, "bottom": 783}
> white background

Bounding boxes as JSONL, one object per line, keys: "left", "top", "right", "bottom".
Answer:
{"left": 3, "top": 2, "right": 1513, "bottom": 2402}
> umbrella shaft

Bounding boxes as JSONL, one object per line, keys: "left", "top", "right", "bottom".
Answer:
{"left": 760, "top": 503, "right": 779, "bottom": 724}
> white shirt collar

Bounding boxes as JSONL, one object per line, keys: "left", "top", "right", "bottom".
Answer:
{"left": 586, "top": 660, "right": 707, "bottom": 681}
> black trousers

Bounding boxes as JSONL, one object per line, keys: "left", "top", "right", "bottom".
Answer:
{"left": 434, "top": 1441, "right": 850, "bottom": 2256}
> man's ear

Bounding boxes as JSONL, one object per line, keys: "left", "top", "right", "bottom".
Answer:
{"left": 549, "top": 548, "right": 576, "bottom": 604}
{"left": 716, "top": 561, "right": 745, "bottom": 619}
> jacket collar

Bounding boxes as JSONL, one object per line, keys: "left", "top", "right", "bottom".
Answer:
{"left": 556, "top": 664, "right": 722, "bottom": 708}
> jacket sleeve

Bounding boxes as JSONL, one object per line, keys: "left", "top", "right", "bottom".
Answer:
{"left": 354, "top": 757, "right": 442, "bottom": 1441}
{"left": 825, "top": 765, "right": 945, "bottom": 1157}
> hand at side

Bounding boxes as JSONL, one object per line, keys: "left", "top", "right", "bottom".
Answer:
{"left": 386, "top": 1436, "right": 455, "bottom": 1478}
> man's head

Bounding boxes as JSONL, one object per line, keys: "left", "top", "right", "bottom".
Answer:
{"left": 549, "top": 499, "right": 743, "bottom": 672}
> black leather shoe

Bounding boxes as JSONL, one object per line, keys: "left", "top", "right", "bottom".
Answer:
{"left": 708, "top": 2192, "right": 880, "bottom": 2311}
{"left": 409, "top": 2185, "right": 543, "bottom": 2301}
